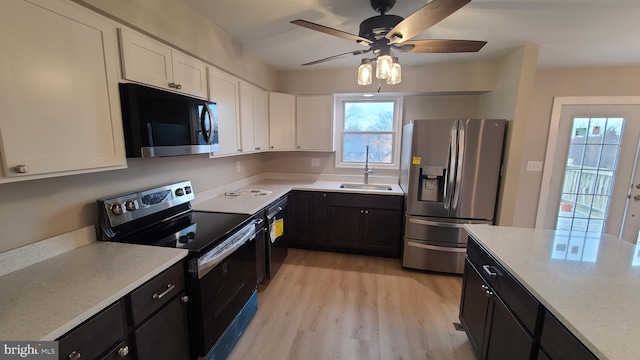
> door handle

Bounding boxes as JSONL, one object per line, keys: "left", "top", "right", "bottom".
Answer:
{"left": 634, "top": 195, "right": 640, "bottom": 201}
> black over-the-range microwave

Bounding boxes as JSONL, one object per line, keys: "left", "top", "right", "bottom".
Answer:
{"left": 119, "top": 83, "right": 219, "bottom": 158}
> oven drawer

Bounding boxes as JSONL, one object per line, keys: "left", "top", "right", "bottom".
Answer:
{"left": 127, "top": 261, "right": 185, "bottom": 326}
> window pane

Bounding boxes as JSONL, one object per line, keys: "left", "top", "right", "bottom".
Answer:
{"left": 344, "top": 102, "right": 394, "bottom": 131}
{"left": 343, "top": 134, "right": 393, "bottom": 163}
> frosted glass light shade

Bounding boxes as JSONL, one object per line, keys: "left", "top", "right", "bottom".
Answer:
{"left": 357, "top": 62, "right": 372, "bottom": 85}
{"left": 376, "top": 55, "right": 393, "bottom": 79}
{"left": 387, "top": 62, "right": 401, "bottom": 85}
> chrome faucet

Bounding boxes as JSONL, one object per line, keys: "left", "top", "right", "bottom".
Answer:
{"left": 364, "top": 145, "right": 374, "bottom": 184}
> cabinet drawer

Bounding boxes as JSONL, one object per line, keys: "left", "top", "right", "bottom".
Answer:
{"left": 330, "top": 193, "right": 402, "bottom": 210}
{"left": 127, "top": 262, "right": 185, "bottom": 326}
{"left": 540, "top": 311, "right": 597, "bottom": 360}
{"left": 58, "top": 301, "right": 126, "bottom": 360}
{"left": 467, "top": 237, "right": 541, "bottom": 335}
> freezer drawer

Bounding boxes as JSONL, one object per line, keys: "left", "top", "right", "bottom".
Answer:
{"left": 404, "top": 216, "right": 491, "bottom": 246}
{"left": 402, "top": 239, "right": 466, "bottom": 274}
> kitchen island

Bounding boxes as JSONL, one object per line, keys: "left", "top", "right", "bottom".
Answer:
{"left": 464, "top": 224, "right": 640, "bottom": 360}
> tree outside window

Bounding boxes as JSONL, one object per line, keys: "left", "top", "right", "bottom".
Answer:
{"left": 343, "top": 101, "right": 395, "bottom": 163}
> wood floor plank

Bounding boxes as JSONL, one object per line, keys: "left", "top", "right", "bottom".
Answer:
{"left": 227, "top": 249, "right": 475, "bottom": 360}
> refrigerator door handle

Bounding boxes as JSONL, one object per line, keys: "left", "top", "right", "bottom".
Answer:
{"left": 408, "top": 217, "right": 466, "bottom": 228}
{"left": 444, "top": 121, "right": 458, "bottom": 209}
{"left": 406, "top": 241, "right": 467, "bottom": 253}
{"left": 452, "top": 120, "right": 465, "bottom": 210}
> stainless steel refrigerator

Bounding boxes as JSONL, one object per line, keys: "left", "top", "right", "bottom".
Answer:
{"left": 400, "top": 119, "right": 506, "bottom": 274}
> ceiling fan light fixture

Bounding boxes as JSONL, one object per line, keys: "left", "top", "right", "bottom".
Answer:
{"left": 386, "top": 58, "right": 401, "bottom": 85}
{"left": 376, "top": 54, "right": 393, "bottom": 80}
{"left": 358, "top": 58, "right": 373, "bottom": 85}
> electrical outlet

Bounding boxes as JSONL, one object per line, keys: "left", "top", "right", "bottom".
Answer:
{"left": 311, "top": 158, "right": 320, "bottom": 167}
{"left": 526, "top": 161, "right": 543, "bottom": 172}
{"left": 236, "top": 161, "right": 242, "bottom": 172}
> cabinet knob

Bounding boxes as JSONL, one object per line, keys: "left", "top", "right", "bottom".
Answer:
{"left": 270, "top": 146, "right": 274, "bottom": 149}
{"left": 297, "top": 146, "right": 300, "bottom": 149}
{"left": 68, "top": 351, "right": 81, "bottom": 360}
{"left": 117, "top": 346, "right": 129, "bottom": 357}
{"left": 14, "top": 165, "right": 28, "bottom": 174}
{"left": 168, "top": 82, "right": 176, "bottom": 88}
{"left": 255, "top": 147, "right": 260, "bottom": 151}
{"left": 360, "top": 210, "right": 364, "bottom": 214}
{"left": 181, "top": 295, "right": 190, "bottom": 303}
{"left": 482, "top": 265, "right": 498, "bottom": 277}
{"left": 176, "top": 84, "right": 182, "bottom": 90}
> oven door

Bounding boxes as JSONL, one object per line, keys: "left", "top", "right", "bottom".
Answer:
{"left": 186, "top": 220, "right": 260, "bottom": 357}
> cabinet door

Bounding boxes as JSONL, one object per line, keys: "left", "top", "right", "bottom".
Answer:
{"left": 119, "top": 27, "right": 173, "bottom": 90}
{"left": 0, "top": 0, "right": 126, "bottom": 179}
{"left": 239, "top": 81, "right": 257, "bottom": 152}
{"left": 362, "top": 208, "right": 401, "bottom": 256}
{"left": 268, "top": 92, "right": 296, "bottom": 150}
{"left": 253, "top": 88, "right": 269, "bottom": 151}
{"left": 171, "top": 50, "right": 207, "bottom": 99}
{"left": 329, "top": 206, "right": 362, "bottom": 249}
{"left": 459, "top": 259, "right": 490, "bottom": 358}
{"left": 133, "top": 294, "right": 190, "bottom": 360}
{"left": 288, "top": 191, "right": 313, "bottom": 246}
{"left": 296, "top": 95, "right": 334, "bottom": 151}
{"left": 208, "top": 67, "right": 240, "bottom": 155}
{"left": 483, "top": 293, "right": 536, "bottom": 360}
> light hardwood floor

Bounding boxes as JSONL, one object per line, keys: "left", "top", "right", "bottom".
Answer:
{"left": 228, "top": 249, "right": 475, "bottom": 360}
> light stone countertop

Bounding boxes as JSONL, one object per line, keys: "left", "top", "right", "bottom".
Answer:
{"left": 465, "top": 224, "right": 640, "bottom": 360}
{"left": 193, "top": 178, "right": 404, "bottom": 214}
{"left": 0, "top": 241, "right": 188, "bottom": 341}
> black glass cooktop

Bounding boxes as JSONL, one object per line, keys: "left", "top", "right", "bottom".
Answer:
{"left": 115, "top": 210, "right": 252, "bottom": 254}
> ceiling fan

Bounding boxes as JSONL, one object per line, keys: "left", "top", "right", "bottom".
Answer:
{"left": 290, "top": 0, "right": 486, "bottom": 67}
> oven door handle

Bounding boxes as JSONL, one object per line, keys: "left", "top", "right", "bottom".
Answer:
{"left": 191, "top": 220, "right": 260, "bottom": 279}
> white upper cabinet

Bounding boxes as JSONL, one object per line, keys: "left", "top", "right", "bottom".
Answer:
{"left": 268, "top": 92, "right": 296, "bottom": 151}
{"left": 239, "top": 81, "right": 269, "bottom": 153}
{"left": 208, "top": 67, "right": 240, "bottom": 156}
{"left": 296, "top": 95, "right": 334, "bottom": 151}
{"left": 0, "top": 0, "right": 126, "bottom": 181}
{"left": 119, "top": 28, "right": 207, "bottom": 99}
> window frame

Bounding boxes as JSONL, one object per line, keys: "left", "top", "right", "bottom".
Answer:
{"left": 334, "top": 94, "right": 403, "bottom": 169}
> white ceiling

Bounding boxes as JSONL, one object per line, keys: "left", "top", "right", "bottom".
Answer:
{"left": 181, "top": 0, "right": 640, "bottom": 71}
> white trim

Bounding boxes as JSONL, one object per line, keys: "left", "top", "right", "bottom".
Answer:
{"left": 535, "top": 96, "right": 640, "bottom": 229}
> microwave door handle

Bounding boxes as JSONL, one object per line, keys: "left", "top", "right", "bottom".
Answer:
{"left": 200, "top": 104, "right": 214, "bottom": 145}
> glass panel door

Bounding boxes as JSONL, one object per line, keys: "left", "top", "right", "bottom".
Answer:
{"left": 556, "top": 117, "right": 623, "bottom": 235}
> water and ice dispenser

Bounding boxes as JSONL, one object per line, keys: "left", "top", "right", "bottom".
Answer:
{"left": 418, "top": 166, "right": 445, "bottom": 202}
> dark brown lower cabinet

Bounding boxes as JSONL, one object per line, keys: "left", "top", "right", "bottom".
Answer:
{"left": 460, "top": 258, "right": 534, "bottom": 360}
{"left": 57, "top": 262, "right": 190, "bottom": 360}
{"left": 460, "top": 236, "right": 598, "bottom": 360}
{"left": 483, "top": 293, "right": 535, "bottom": 359}
{"left": 132, "top": 293, "right": 190, "bottom": 359}
{"left": 289, "top": 190, "right": 402, "bottom": 257}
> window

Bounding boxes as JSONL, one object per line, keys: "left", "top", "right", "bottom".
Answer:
{"left": 334, "top": 94, "right": 403, "bottom": 168}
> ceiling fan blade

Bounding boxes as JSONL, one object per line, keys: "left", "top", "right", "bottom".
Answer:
{"left": 386, "top": 0, "right": 471, "bottom": 44}
{"left": 291, "top": 19, "right": 372, "bottom": 46}
{"left": 301, "top": 49, "right": 372, "bottom": 66}
{"left": 396, "top": 39, "right": 486, "bottom": 53}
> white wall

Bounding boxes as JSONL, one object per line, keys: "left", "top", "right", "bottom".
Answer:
{"left": 477, "top": 45, "right": 540, "bottom": 226}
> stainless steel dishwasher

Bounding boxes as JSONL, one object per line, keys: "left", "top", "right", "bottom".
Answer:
{"left": 266, "top": 195, "right": 288, "bottom": 280}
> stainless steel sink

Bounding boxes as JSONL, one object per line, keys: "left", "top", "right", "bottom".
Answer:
{"left": 339, "top": 183, "right": 393, "bottom": 191}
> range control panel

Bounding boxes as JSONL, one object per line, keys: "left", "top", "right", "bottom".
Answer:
{"left": 97, "top": 181, "right": 195, "bottom": 228}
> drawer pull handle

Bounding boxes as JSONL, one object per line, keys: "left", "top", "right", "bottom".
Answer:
{"left": 68, "top": 351, "right": 81, "bottom": 360}
{"left": 482, "top": 265, "right": 498, "bottom": 277}
{"left": 152, "top": 284, "right": 176, "bottom": 300}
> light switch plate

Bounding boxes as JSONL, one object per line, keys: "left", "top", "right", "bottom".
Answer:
{"left": 526, "top": 161, "right": 543, "bottom": 172}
